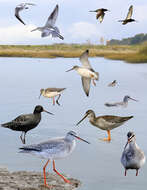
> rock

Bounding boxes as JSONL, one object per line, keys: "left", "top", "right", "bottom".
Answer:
{"left": 0, "top": 168, "right": 81, "bottom": 190}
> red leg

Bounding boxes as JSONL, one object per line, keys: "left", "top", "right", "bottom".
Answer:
{"left": 136, "top": 169, "right": 138, "bottom": 176}
{"left": 125, "top": 169, "right": 127, "bottom": 176}
{"left": 53, "top": 97, "right": 55, "bottom": 105}
{"left": 43, "top": 160, "right": 52, "bottom": 188}
{"left": 53, "top": 160, "right": 71, "bottom": 184}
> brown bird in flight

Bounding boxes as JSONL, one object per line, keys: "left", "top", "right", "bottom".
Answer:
{"left": 89, "top": 8, "right": 109, "bottom": 23}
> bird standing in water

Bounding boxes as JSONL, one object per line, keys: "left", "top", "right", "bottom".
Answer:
{"left": 121, "top": 132, "right": 146, "bottom": 176}
{"left": 1, "top": 105, "right": 53, "bottom": 144}
{"left": 76, "top": 110, "right": 133, "bottom": 141}
{"left": 89, "top": 8, "right": 109, "bottom": 23}
{"left": 66, "top": 50, "right": 99, "bottom": 96}
{"left": 19, "top": 131, "right": 90, "bottom": 188}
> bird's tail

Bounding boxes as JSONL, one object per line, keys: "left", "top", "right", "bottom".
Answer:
{"left": 118, "top": 20, "right": 124, "bottom": 22}
{"left": 104, "top": 103, "right": 117, "bottom": 107}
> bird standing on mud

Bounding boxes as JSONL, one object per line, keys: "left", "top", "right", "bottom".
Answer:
{"left": 1, "top": 105, "right": 53, "bottom": 144}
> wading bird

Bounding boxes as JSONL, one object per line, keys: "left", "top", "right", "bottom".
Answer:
{"left": 31, "top": 4, "right": 64, "bottom": 40}
{"left": 39, "top": 88, "right": 66, "bottom": 106}
{"left": 118, "top": 5, "right": 137, "bottom": 25}
{"left": 19, "top": 131, "right": 90, "bottom": 188}
{"left": 89, "top": 8, "right": 109, "bottom": 23}
{"left": 105, "top": 95, "right": 138, "bottom": 108}
{"left": 66, "top": 50, "right": 99, "bottom": 96}
{"left": 15, "top": 3, "right": 36, "bottom": 25}
{"left": 121, "top": 132, "right": 145, "bottom": 176}
{"left": 76, "top": 110, "right": 133, "bottom": 141}
{"left": 1, "top": 105, "right": 53, "bottom": 144}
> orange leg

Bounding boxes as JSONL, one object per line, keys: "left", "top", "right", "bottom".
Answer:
{"left": 53, "top": 160, "right": 72, "bottom": 184}
{"left": 52, "top": 97, "right": 55, "bottom": 105}
{"left": 43, "top": 160, "right": 52, "bottom": 188}
{"left": 101, "top": 130, "right": 111, "bottom": 141}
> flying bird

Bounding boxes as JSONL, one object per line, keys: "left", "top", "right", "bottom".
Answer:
{"left": 105, "top": 95, "right": 138, "bottom": 108}
{"left": 118, "top": 5, "right": 137, "bottom": 25}
{"left": 39, "top": 88, "right": 66, "bottom": 106}
{"left": 1, "top": 105, "right": 53, "bottom": 144}
{"left": 108, "top": 80, "right": 117, "bottom": 87}
{"left": 66, "top": 50, "right": 99, "bottom": 96}
{"left": 19, "top": 131, "right": 90, "bottom": 188}
{"left": 89, "top": 8, "right": 109, "bottom": 23}
{"left": 15, "top": 3, "right": 36, "bottom": 25}
{"left": 31, "top": 4, "right": 64, "bottom": 40}
{"left": 121, "top": 132, "right": 146, "bottom": 176}
{"left": 76, "top": 110, "right": 133, "bottom": 141}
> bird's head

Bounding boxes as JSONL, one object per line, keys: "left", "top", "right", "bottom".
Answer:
{"left": 34, "top": 105, "right": 53, "bottom": 115}
{"left": 66, "top": 131, "right": 90, "bottom": 144}
{"left": 124, "top": 131, "right": 136, "bottom": 149}
{"left": 76, "top": 110, "right": 95, "bottom": 126}
{"left": 66, "top": 65, "right": 79, "bottom": 72}
{"left": 39, "top": 89, "right": 44, "bottom": 99}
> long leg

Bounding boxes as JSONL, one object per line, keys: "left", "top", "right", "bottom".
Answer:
{"left": 92, "top": 79, "right": 96, "bottom": 86}
{"left": 20, "top": 132, "right": 24, "bottom": 144}
{"left": 100, "top": 130, "right": 111, "bottom": 141}
{"left": 125, "top": 169, "right": 127, "bottom": 176}
{"left": 53, "top": 160, "right": 71, "bottom": 184}
{"left": 43, "top": 160, "right": 51, "bottom": 188}
{"left": 52, "top": 97, "right": 55, "bottom": 105}
{"left": 23, "top": 132, "right": 26, "bottom": 144}
{"left": 56, "top": 94, "right": 61, "bottom": 106}
{"left": 136, "top": 169, "right": 138, "bottom": 176}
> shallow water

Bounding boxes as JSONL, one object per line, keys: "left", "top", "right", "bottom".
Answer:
{"left": 0, "top": 57, "right": 147, "bottom": 190}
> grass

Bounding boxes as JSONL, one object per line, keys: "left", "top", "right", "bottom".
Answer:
{"left": 0, "top": 43, "right": 146, "bottom": 63}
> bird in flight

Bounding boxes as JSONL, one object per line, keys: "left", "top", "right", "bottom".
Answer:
{"left": 89, "top": 8, "right": 109, "bottom": 23}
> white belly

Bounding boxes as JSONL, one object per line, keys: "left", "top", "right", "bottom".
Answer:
{"left": 77, "top": 68, "right": 97, "bottom": 79}
{"left": 43, "top": 91, "right": 60, "bottom": 98}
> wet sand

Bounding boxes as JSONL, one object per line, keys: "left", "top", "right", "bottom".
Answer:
{"left": 0, "top": 168, "right": 81, "bottom": 190}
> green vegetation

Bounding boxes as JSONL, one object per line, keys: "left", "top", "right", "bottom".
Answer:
{"left": 109, "top": 33, "right": 147, "bottom": 45}
{"left": 0, "top": 43, "right": 147, "bottom": 63}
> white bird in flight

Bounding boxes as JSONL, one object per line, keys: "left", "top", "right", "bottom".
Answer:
{"left": 31, "top": 4, "right": 64, "bottom": 40}
{"left": 15, "top": 3, "right": 36, "bottom": 25}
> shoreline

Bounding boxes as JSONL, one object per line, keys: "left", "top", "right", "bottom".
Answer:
{"left": 0, "top": 167, "right": 81, "bottom": 190}
{"left": 0, "top": 44, "right": 147, "bottom": 63}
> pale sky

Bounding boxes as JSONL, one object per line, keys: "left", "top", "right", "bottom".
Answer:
{"left": 0, "top": 0, "right": 147, "bottom": 44}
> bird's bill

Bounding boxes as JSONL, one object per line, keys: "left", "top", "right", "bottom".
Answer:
{"left": 76, "top": 113, "right": 88, "bottom": 126}
{"left": 72, "top": 134, "right": 90, "bottom": 144}
{"left": 124, "top": 141, "right": 128, "bottom": 149}
{"left": 38, "top": 93, "right": 42, "bottom": 99}
{"left": 129, "top": 97, "right": 138, "bottom": 102}
{"left": 43, "top": 109, "right": 54, "bottom": 115}
{"left": 66, "top": 68, "right": 74, "bottom": 72}
{"left": 124, "top": 134, "right": 135, "bottom": 149}
{"left": 31, "top": 28, "right": 37, "bottom": 32}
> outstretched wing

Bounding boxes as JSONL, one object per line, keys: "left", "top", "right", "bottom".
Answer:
{"left": 97, "top": 12, "right": 105, "bottom": 23}
{"left": 45, "top": 4, "right": 59, "bottom": 27}
{"left": 81, "top": 77, "right": 91, "bottom": 96}
{"left": 126, "top": 5, "right": 133, "bottom": 20}
{"left": 80, "top": 50, "right": 92, "bottom": 69}
{"left": 15, "top": 7, "right": 26, "bottom": 25}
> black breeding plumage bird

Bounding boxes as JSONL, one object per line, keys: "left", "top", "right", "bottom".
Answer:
{"left": 89, "top": 8, "right": 109, "bottom": 23}
{"left": 1, "top": 105, "right": 53, "bottom": 144}
{"left": 118, "top": 5, "right": 137, "bottom": 25}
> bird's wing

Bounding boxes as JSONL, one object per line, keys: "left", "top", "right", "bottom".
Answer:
{"left": 25, "top": 3, "right": 36, "bottom": 6}
{"left": 122, "top": 148, "right": 135, "bottom": 162}
{"left": 81, "top": 77, "right": 91, "bottom": 96}
{"left": 98, "top": 12, "right": 105, "bottom": 23}
{"left": 15, "top": 7, "right": 26, "bottom": 25}
{"left": 96, "top": 10, "right": 102, "bottom": 19}
{"left": 99, "top": 115, "right": 133, "bottom": 124}
{"left": 45, "top": 4, "right": 59, "bottom": 27}
{"left": 46, "top": 88, "right": 66, "bottom": 92}
{"left": 126, "top": 5, "right": 133, "bottom": 20}
{"left": 104, "top": 103, "right": 118, "bottom": 107}
{"left": 80, "top": 50, "right": 91, "bottom": 69}
{"left": 19, "top": 138, "right": 66, "bottom": 154}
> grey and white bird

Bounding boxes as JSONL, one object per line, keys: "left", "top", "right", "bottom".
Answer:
{"left": 108, "top": 80, "right": 117, "bottom": 87}
{"left": 66, "top": 49, "right": 99, "bottom": 96}
{"left": 89, "top": 8, "right": 109, "bottom": 23}
{"left": 31, "top": 4, "right": 64, "bottom": 40}
{"left": 19, "top": 131, "right": 90, "bottom": 188}
{"left": 121, "top": 132, "right": 146, "bottom": 176}
{"left": 15, "top": 3, "right": 36, "bottom": 25}
{"left": 105, "top": 95, "right": 138, "bottom": 108}
{"left": 118, "top": 5, "right": 137, "bottom": 25}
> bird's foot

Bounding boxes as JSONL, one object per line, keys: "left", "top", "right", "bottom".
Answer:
{"left": 99, "top": 138, "right": 111, "bottom": 142}
{"left": 44, "top": 184, "right": 53, "bottom": 189}
{"left": 56, "top": 100, "right": 60, "bottom": 106}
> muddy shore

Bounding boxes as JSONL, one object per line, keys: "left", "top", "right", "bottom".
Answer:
{"left": 0, "top": 168, "right": 81, "bottom": 190}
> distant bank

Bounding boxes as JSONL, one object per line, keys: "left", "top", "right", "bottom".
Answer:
{"left": 0, "top": 44, "right": 147, "bottom": 63}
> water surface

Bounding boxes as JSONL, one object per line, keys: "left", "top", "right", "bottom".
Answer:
{"left": 0, "top": 57, "right": 147, "bottom": 190}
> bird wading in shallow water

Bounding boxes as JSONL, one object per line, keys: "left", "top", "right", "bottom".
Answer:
{"left": 89, "top": 8, "right": 109, "bottom": 23}
{"left": 118, "top": 5, "right": 137, "bottom": 25}
{"left": 76, "top": 110, "right": 133, "bottom": 141}
{"left": 39, "top": 88, "right": 66, "bottom": 106}
{"left": 66, "top": 50, "right": 99, "bottom": 96}
{"left": 1, "top": 105, "right": 53, "bottom": 144}
{"left": 31, "top": 4, "right": 64, "bottom": 40}
{"left": 121, "top": 132, "right": 146, "bottom": 176}
{"left": 19, "top": 131, "right": 90, "bottom": 188}
{"left": 15, "top": 3, "right": 36, "bottom": 25}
